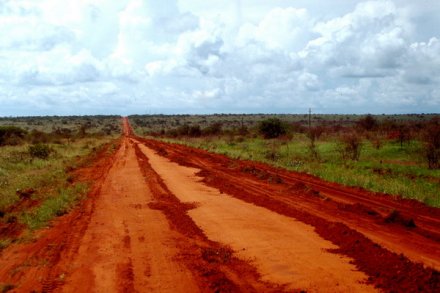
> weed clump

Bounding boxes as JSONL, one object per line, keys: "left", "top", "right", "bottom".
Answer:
{"left": 28, "top": 144, "right": 52, "bottom": 159}
{"left": 201, "top": 247, "right": 232, "bottom": 264}
{"left": 384, "top": 210, "right": 416, "bottom": 228}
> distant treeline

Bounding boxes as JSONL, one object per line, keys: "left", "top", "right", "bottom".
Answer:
{"left": 129, "top": 113, "right": 440, "bottom": 169}
{"left": 128, "top": 113, "right": 439, "bottom": 137}
{"left": 0, "top": 116, "right": 122, "bottom": 146}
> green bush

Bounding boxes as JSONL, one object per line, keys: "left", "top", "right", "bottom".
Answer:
{"left": 28, "top": 144, "right": 51, "bottom": 159}
{"left": 0, "top": 126, "right": 27, "bottom": 146}
{"left": 258, "top": 118, "right": 287, "bottom": 139}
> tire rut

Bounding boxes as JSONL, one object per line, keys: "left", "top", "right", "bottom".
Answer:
{"left": 136, "top": 136, "right": 440, "bottom": 292}
{"left": 133, "top": 140, "right": 286, "bottom": 293}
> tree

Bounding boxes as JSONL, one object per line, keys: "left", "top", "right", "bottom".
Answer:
{"left": 423, "top": 120, "right": 440, "bottom": 169}
{"left": 258, "top": 118, "right": 287, "bottom": 139}
{"left": 357, "top": 114, "right": 377, "bottom": 131}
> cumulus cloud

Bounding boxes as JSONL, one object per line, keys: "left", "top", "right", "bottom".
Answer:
{"left": 0, "top": 0, "right": 439, "bottom": 115}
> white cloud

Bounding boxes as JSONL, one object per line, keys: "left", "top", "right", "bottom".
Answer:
{"left": 0, "top": 0, "right": 439, "bottom": 115}
{"left": 237, "top": 8, "right": 312, "bottom": 51}
{"left": 403, "top": 37, "right": 440, "bottom": 84}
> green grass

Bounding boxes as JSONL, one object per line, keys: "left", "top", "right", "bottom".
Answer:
{"left": 20, "top": 183, "right": 88, "bottom": 230}
{"left": 0, "top": 138, "right": 113, "bottom": 210}
{"left": 0, "top": 115, "right": 121, "bottom": 250}
{"left": 0, "top": 136, "right": 117, "bottom": 248}
{"left": 159, "top": 135, "right": 440, "bottom": 207}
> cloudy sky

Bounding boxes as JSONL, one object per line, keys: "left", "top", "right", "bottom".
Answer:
{"left": 0, "top": 0, "right": 439, "bottom": 116}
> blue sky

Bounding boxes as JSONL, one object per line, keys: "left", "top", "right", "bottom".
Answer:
{"left": 0, "top": 0, "right": 439, "bottom": 116}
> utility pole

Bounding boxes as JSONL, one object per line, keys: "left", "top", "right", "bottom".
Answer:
{"left": 308, "top": 108, "right": 312, "bottom": 130}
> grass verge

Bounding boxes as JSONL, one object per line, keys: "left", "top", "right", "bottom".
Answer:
{"left": 158, "top": 135, "right": 440, "bottom": 207}
{"left": 0, "top": 136, "right": 118, "bottom": 248}
{"left": 19, "top": 183, "right": 88, "bottom": 230}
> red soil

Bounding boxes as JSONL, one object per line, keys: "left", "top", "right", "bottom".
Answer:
{"left": 0, "top": 117, "right": 438, "bottom": 292}
{"left": 137, "top": 135, "right": 440, "bottom": 292}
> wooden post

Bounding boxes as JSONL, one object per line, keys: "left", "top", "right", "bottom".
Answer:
{"left": 308, "top": 108, "right": 312, "bottom": 130}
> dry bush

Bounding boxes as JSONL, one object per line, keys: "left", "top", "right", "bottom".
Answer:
{"left": 423, "top": 121, "right": 440, "bottom": 169}
{"left": 357, "top": 114, "right": 377, "bottom": 131}
{"left": 203, "top": 122, "right": 222, "bottom": 136}
{"left": 366, "top": 132, "right": 383, "bottom": 150}
{"left": 307, "top": 127, "right": 323, "bottom": 160}
{"left": 308, "top": 142, "right": 319, "bottom": 161}
{"left": 188, "top": 125, "right": 202, "bottom": 137}
{"left": 397, "top": 124, "right": 412, "bottom": 148}
{"left": 264, "top": 141, "right": 281, "bottom": 161}
{"left": 339, "top": 132, "right": 362, "bottom": 161}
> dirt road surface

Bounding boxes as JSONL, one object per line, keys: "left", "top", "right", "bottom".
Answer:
{"left": 0, "top": 117, "right": 439, "bottom": 292}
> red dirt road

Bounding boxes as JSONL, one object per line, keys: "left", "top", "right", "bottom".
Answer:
{"left": 0, "top": 118, "right": 439, "bottom": 292}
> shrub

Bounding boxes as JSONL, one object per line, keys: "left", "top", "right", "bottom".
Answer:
{"left": 53, "top": 127, "right": 73, "bottom": 139}
{"left": 423, "top": 121, "right": 440, "bottom": 169}
{"left": 339, "top": 132, "right": 362, "bottom": 161}
{"left": 203, "top": 122, "right": 222, "bottom": 136}
{"left": 237, "top": 125, "right": 248, "bottom": 136}
{"left": 396, "top": 124, "right": 411, "bottom": 148}
{"left": 188, "top": 125, "right": 202, "bottom": 137}
{"left": 258, "top": 118, "right": 287, "bottom": 139}
{"left": 290, "top": 122, "right": 306, "bottom": 133}
{"left": 365, "top": 131, "right": 383, "bottom": 150}
{"left": 264, "top": 149, "right": 280, "bottom": 161}
{"left": 306, "top": 127, "right": 323, "bottom": 160}
{"left": 28, "top": 144, "right": 51, "bottom": 159}
{"left": 177, "top": 124, "right": 190, "bottom": 136}
{"left": 166, "top": 129, "right": 179, "bottom": 137}
{"left": 28, "top": 129, "right": 50, "bottom": 144}
{"left": 357, "top": 114, "right": 377, "bottom": 131}
{"left": 0, "top": 126, "right": 27, "bottom": 146}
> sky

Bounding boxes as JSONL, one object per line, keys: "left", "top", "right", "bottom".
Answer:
{"left": 0, "top": 0, "right": 439, "bottom": 116}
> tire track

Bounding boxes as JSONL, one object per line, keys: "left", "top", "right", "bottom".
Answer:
{"left": 136, "top": 135, "right": 440, "bottom": 292}
{"left": 133, "top": 140, "right": 286, "bottom": 292}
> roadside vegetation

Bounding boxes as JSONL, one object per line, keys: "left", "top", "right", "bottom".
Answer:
{"left": 129, "top": 114, "right": 440, "bottom": 207}
{"left": 0, "top": 116, "right": 121, "bottom": 249}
